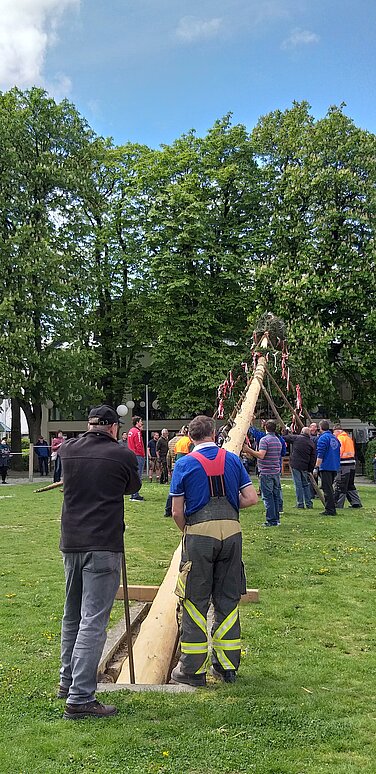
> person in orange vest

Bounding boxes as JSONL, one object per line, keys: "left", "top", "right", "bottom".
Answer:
{"left": 333, "top": 425, "right": 362, "bottom": 509}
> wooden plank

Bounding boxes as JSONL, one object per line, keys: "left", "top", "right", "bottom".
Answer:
{"left": 240, "top": 588, "right": 259, "bottom": 603}
{"left": 117, "top": 545, "right": 181, "bottom": 685}
{"left": 97, "top": 602, "right": 148, "bottom": 675}
{"left": 115, "top": 584, "right": 159, "bottom": 603}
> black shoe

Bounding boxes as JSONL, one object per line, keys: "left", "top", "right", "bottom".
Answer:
{"left": 320, "top": 511, "right": 336, "bottom": 516}
{"left": 262, "top": 522, "right": 280, "bottom": 527}
{"left": 350, "top": 505, "right": 363, "bottom": 509}
{"left": 211, "top": 665, "right": 237, "bottom": 683}
{"left": 63, "top": 699, "right": 118, "bottom": 720}
{"left": 164, "top": 512, "right": 172, "bottom": 517}
{"left": 57, "top": 684, "right": 69, "bottom": 699}
{"left": 130, "top": 494, "right": 144, "bottom": 502}
{"left": 170, "top": 664, "right": 206, "bottom": 687}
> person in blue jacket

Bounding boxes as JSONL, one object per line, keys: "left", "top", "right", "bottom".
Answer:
{"left": 35, "top": 435, "right": 50, "bottom": 476}
{"left": 315, "top": 420, "right": 341, "bottom": 516}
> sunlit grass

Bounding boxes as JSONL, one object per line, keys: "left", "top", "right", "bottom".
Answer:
{"left": 1, "top": 481, "right": 376, "bottom": 773}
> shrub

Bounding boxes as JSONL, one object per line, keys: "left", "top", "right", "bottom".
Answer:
{"left": 365, "top": 439, "right": 376, "bottom": 480}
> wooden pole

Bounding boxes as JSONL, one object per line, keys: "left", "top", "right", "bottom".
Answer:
{"left": 223, "top": 336, "right": 269, "bottom": 455}
{"left": 264, "top": 367, "right": 304, "bottom": 430}
{"left": 34, "top": 480, "right": 63, "bottom": 493}
{"left": 121, "top": 550, "right": 135, "bottom": 684}
{"left": 117, "top": 545, "right": 180, "bottom": 685}
{"left": 28, "top": 443, "right": 34, "bottom": 483}
{"left": 260, "top": 383, "right": 285, "bottom": 428}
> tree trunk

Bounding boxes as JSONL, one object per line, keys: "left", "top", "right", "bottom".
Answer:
{"left": 19, "top": 400, "right": 42, "bottom": 470}
{"left": 10, "top": 398, "right": 23, "bottom": 471}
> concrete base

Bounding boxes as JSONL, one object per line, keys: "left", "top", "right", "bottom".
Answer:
{"left": 97, "top": 682, "right": 196, "bottom": 694}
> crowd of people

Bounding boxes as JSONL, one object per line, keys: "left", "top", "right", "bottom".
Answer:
{"left": 53, "top": 405, "right": 373, "bottom": 718}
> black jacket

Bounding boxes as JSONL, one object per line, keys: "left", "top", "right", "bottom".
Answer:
{"left": 59, "top": 431, "right": 140, "bottom": 552}
{"left": 283, "top": 432, "right": 316, "bottom": 473}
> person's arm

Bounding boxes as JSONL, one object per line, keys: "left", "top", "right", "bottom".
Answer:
{"left": 246, "top": 447, "right": 266, "bottom": 459}
{"left": 172, "top": 496, "right": 186, "bottom": 532}
{"left": 239, "top": 484, "right": 258, "bottom": 508}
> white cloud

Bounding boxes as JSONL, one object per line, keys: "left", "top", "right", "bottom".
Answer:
{"left": 281, "top": 27, "right": 320, "bottom": 50}
{"left": 0, "top": 0, "right": 79, "bottom": 92}
{"left": 175, "top": 16, "right": 223, "bottom": 43}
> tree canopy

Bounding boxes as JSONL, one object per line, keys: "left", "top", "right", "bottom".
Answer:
{"left": 1, "top": 91, "right": 375, "bottom": 434}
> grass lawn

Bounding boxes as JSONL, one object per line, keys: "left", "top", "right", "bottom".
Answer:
{"left": 1, "top": 480, "right": 376, "bottom": 773}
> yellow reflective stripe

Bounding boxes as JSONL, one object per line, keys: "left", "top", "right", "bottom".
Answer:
{"left": 183, "top": 599, "right": 207, "bottom": 635}
{"left": 213, "top": 607, "right": 239, "bottom": 642}
{"left": 181, "top": 642, "right": 208, "bottom": 654}
{"left": 176, "top": 577, "right": 185, "bottom": 594}
{"left": 196, "top": 654, "right": 210, "bottom": 674}
{"left": 212, "top": 638, "right": 241, "bottom": 651}
{"left": 214, "top": 648, "right": 235, "bottom": 670}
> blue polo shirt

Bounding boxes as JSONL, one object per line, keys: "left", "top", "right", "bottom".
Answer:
{"left": 170, "top": 442, "right": 252, "bottom": 516}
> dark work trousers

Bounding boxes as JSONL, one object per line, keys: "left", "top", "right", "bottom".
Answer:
{"left": 38, "top": 457, "right": 49, "bottom": 476}
{"left": 334, "top": 465, "right": 362, "bottom": 508}
{"left": 0, "top": 464, "right": 8, "bottom": 483}
{"left": 159, "top": 456, "right": 168, "bottom": 484}
{"left": 320, "top": 469, "right": 337, "bottom": 514}
{"left": 176, "top": 498, "right": 244, "bottom": 677}
{"left": 54, "top": 454, "right": 62, "bottom": 482}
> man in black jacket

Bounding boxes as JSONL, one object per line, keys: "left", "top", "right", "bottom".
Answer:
{"left": 283, "top": 427, "right": 316, "bottom": 509}
{"left": 58, "top": 405, "right": 140, "bottom": 719}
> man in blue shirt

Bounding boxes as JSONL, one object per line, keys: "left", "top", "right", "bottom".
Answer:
{"left": 315, "top": 420, "right": 341, "bottom": 516}
{"left": 169, "top": 415, "right": 258, "bottom": 687}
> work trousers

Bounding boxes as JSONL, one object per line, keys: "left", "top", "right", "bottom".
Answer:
{"left": 60, "top": 550, "right": 121, "bottom": 704}
{"left": 159, "top": 456, "right": 168, "bottom": 484}
{"left": 53, "top": 455, "right": 62, "bottom": 482}
{"left": 320, "top": 470, "right": 337, "bottom": 515}
{"left": 176, "top": 525, "right": 244, "bottom": 676}
{"left": 291, "top": 468, "right": 313, "bottom": 509}
{"left": 38, "top": 456, "right": 49, "bottom": 476}
{"left": 334, "top": 465, "right": 362, "bottom": 508}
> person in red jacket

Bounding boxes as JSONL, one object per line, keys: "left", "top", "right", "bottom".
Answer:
{"left": 127, "top": 416, "right": 145, "bottom": 501}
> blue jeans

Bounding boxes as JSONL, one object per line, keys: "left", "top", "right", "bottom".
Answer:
{"left": 60, "top": 551, "right": 121, "bottom": 704}
{"left": 291, "top": 468, "right": 313, "bottom": 508}
{"left": 260, "top": 474, "right": 281, "bottom": 525}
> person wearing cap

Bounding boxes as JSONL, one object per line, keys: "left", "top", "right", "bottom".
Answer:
{"left": 58, "top": 405, "right": 140, "bottom": 720}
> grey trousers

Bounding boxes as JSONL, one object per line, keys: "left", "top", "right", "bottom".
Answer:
{"left": 334, "top": 466, "right": 362, "bottom": 508}
{"left": 60, "top": 551, "right": 121, "bottom": 704}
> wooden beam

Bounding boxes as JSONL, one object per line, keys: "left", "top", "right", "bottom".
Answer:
{"left": 117, "top": 546, "right": 181, "bottom": 685}
{"left": 115, "top": 585, "right": 159, "bottom": 603}
{"left": 240, "top": 588, "right": 259, "bottom": 603}
{"left": 223, "top": 335, "right": 269, "bottom": 454}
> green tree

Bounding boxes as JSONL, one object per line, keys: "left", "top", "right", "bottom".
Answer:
{"left": 74, "top": 138, "right": 157, "bottom": 407}
{"left": 250, "top": 102, "right": 376, "bottom": 420}
{"left": 144, "top": 116, "right": 261, "bottom": 415}
{"left": 0, "top": 88, "right": 100, "bottom": 442}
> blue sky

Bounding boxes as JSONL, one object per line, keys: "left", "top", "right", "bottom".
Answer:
{"left": 1, "top": 0, "right": 375, "bottom": 147}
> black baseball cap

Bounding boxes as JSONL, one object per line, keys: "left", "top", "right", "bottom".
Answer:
{"left": 88, "top": 405, "right": 119, "bottom": 426}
